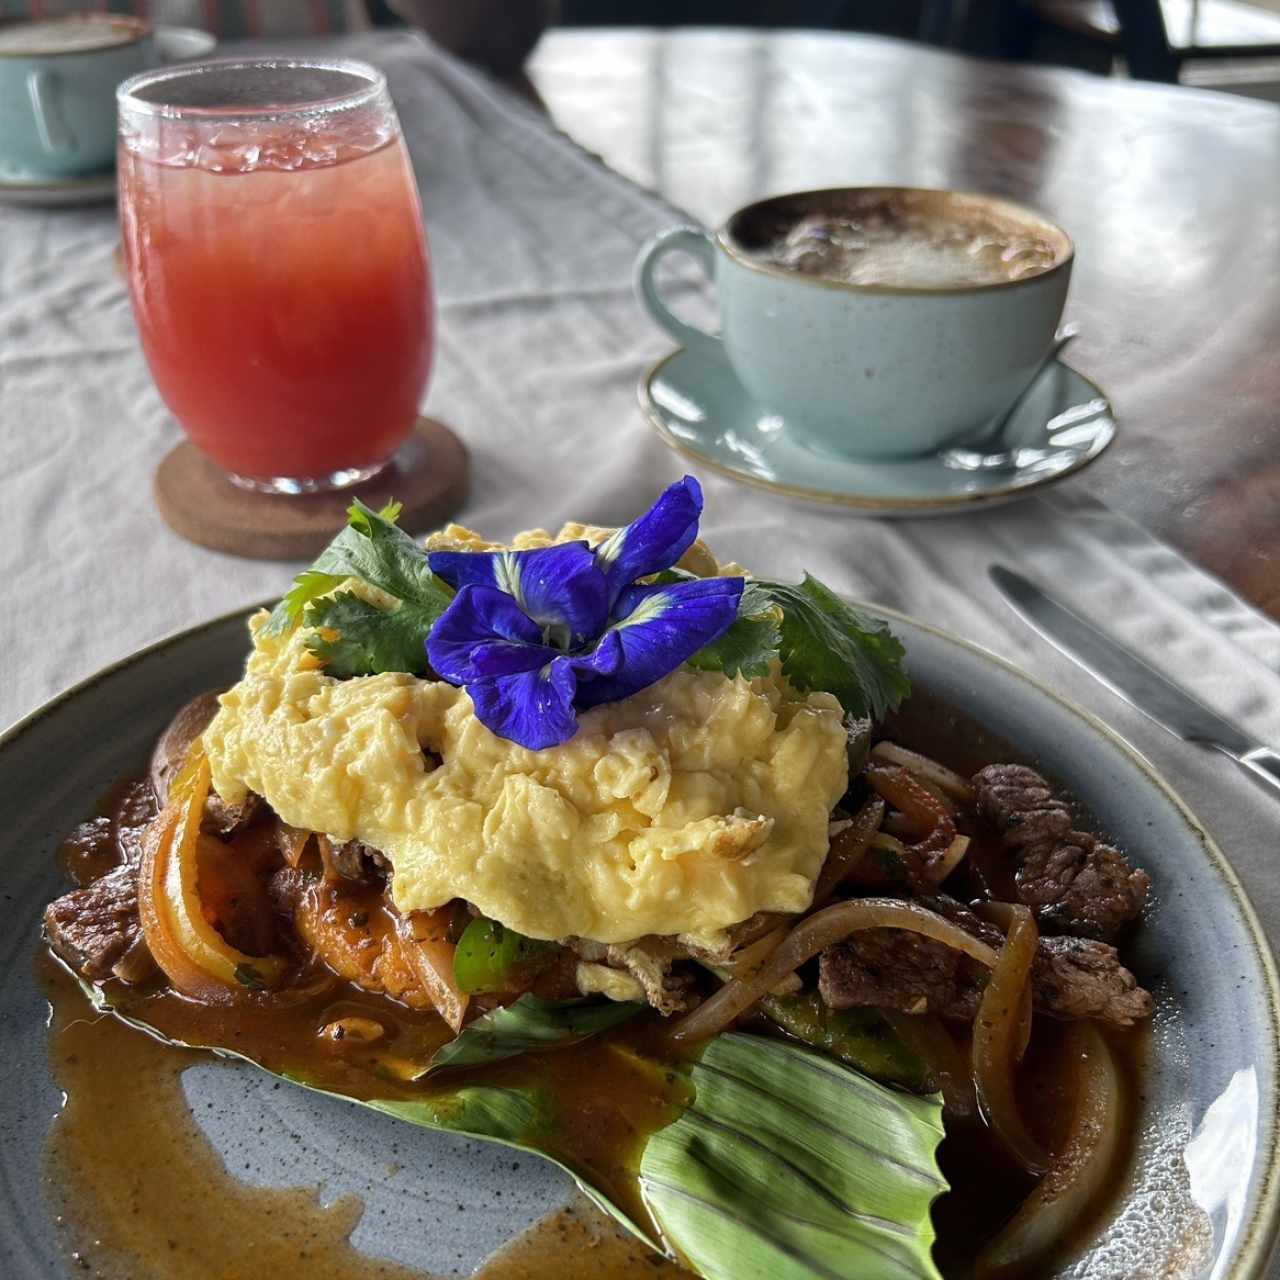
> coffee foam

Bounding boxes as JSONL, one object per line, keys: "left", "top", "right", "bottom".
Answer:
{"left": 749, "top": 199, "right": 1063, "bottom": 289}
{"left": 0, "top": 17, "right": 144, "bottom": 55}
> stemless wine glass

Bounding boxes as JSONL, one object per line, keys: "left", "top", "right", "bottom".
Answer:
{"left": 117, "top": 58, "right": 434, "bottom": 494}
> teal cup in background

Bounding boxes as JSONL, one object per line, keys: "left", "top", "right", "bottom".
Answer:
{"left": 0, "top": 15, "right": 154, "bottom": 180}
{"left": 636, "top": 187, "right": 1074, "bottom": 460}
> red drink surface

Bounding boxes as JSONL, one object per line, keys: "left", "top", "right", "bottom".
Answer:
{"left": 119, "top": 136, "right": 433, "bottom": 482}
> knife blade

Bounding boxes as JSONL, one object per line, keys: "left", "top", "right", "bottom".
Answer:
{"left": 989, "top": 564, "right": 1280, "bottom": 800}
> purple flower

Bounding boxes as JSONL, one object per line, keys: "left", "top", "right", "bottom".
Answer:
{"left": 426, "top": 477, "right": 743, "bottom": 749}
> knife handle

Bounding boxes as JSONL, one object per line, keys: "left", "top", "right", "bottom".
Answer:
{"left": 1239, "top": 747, "right": 1280, "bottom": 800}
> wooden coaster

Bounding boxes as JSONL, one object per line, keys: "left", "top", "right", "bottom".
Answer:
{"left": 154, "top": 416, "right": 470, "bottom": 560}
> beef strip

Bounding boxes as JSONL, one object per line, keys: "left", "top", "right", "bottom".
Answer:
{"left": 972, "top": 763, "right": 1150, "bottom": 942}
{"left": 1032, "top": 935, "right": 1153, "bottom": 1024}
{"left": 818, "top": 894, "right": 1153, "bottom": 1026}
{"left": 44, "top": 863, "right": 156, "bottom": 984}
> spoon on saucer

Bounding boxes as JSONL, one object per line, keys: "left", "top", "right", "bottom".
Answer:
{"left": 941, "top": 324, "right": 1080, "bottom": 473}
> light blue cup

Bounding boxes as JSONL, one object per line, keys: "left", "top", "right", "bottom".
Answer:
{"left": 637, "top": 187, "right": 1074, "bottom": 460}
{"left": 0, "top": 16, "right": 154, "bottom": 180}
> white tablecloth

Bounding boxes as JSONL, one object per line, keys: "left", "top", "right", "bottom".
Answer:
{"left": 2, "top": 28, "right": 1280, "bottom": 1267}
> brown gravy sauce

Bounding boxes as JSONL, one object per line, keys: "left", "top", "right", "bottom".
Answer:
{"left": 40, "top": 953, "right": 690, "bottom": 1280}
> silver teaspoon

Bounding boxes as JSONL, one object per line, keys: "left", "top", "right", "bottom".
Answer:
{"left": 941, "top": 324, "right": 1080, "bottom": 473}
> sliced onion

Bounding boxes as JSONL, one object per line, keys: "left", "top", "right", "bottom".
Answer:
{"left": 138, "top": 742, "right": 288, "bottom": 1003}
{"left": 976, "top": 900, "right": 1033, "bottom": 1060}
{"left": 976, "top": 1023, "right": 1124, "bottom": 1278}
{"left": 316, "top": 834, "right": 342, "bottom": 883}
{"left": 397, "top": 913, "right": 469, "bottom": 1033}
{"left": 812, "top": 797, "right": 884, "bottom": 906}
{"left": 720, "top": 925, "right": 788, "bottom": 977}
{"left": 928, "top": 834, "right": 971, "bottom": 887}
{"left": 670, "top": 897, "right": 1000, "bottom": 1044}
{"left": 884, "top": 1011, "right": 976, "bottom": 1117}
{"left": 870, "top": 741, "right": 975, "bottom": 802}
{"left": 277, "top": 824, "right": 312, "bottom": 868}
{"left": 972, "top": 904, "right": 1049, "bottom": 1174}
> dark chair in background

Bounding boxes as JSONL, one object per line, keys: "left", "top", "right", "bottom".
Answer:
{"left": 1031, "top": 0, "right": 1280, "bottom": 81}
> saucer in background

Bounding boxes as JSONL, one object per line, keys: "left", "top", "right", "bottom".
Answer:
{"left": 639, "top": 344, "right": 1116, "bottom": 517}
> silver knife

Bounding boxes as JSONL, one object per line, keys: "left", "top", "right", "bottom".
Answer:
{"left": 989, "top": 564, "right": 1280, "bottom": 800}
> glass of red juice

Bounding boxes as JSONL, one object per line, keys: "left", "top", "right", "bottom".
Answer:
{"left": 117, "top": 58, "right": 433, "bottom": 493}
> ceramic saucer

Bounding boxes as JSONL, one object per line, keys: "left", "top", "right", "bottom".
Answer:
{"left": 639, "top": 345, "right": 1117, "bottom": 517}
{"left": 0, "top": 169, "right": 116, "bottom": 208}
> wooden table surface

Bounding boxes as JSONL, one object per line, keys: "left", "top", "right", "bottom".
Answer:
{"left": 528, "top": 29, "right": 1280, "bottom": 618}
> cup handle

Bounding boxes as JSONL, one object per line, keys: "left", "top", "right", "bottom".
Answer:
{"left": 27, "top": 69, "right": 75, "bottom": 154}
{"left": 635, "top": 226, "right": 720, "bottom": 361}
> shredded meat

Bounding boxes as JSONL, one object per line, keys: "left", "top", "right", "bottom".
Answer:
{"left": 608, "top": 939, "right": 693, "bottom": 1016}
{"left": 44, "top": 864, "right": 156, "bottom": 983}
{"left": 565, "top": 936, "right": 693, "bottom": 1015}
{"left": 270, "top": 868, "right": 435, "bottom": 1010}
{"left": 818, "top": 895, "right": 1153, "bottom": 1026}
{"left": 972, "top": 763, "right": 1150, "bottom": 942}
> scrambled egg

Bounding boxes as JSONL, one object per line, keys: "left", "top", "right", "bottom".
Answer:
{"left": 203, "top": 524, "right": 849, "bottom": 945}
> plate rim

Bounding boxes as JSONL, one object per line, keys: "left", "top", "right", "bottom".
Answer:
{"left": 5, "top": 598, "right": 1278, "bottom": 1277}
{"left": 637, "top": 346, "right": 1118, "bottom": 513}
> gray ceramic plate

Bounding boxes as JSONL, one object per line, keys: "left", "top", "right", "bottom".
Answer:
{"left": 2, "top": 604, "right": 1277, "bottom": 1277}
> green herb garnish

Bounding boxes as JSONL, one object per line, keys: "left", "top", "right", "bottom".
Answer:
{"left": 688, "top": 573, "right": 909, "bottom": 720}
{"left": 264, "top": 499, "right": 454, "bottom": 678}
{"left": 264, "top": 504, "right": 908, "bottom": 724}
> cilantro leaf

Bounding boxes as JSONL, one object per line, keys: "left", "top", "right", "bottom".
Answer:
{"left": 262, "top": 499, "right": 454, "bottom": 679}
{"left": 756, "top": 575, "right": 909, "bottom": 721}
{"left": 305, "top": 591, "right": 437, "bottom": 678}
{"left": 272, "top": 569, "right": 348, "bottom": 633}
{"left": 687, "top": 580, "right": 782, "bottom": 679}
{"left": 265, "top": 500, "right": 450, "bottom": 636}
{"left": 684, "top": 570, "right": 908, "bottom": 720}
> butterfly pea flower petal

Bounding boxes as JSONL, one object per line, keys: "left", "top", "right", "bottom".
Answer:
{"left": 427, "top": 585, "right": 557, "bottom": 684}
{"left": 574, "top": 577, "right": 745, "bottom": 710}
{"left": 428, "top": 542, "right": 608, "bottom": 648}
{"left": 424, "top": 477, "right": 741, "bottom": 750}
{"left": 594, "top": 475, "right": 704, "bottom": 611}
{"left": 466, "top": 658, "right": 580, "bottom": 752}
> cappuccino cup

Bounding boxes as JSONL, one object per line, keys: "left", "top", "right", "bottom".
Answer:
{"left": 0, "top": 16, "right": 154, "bottom": 180}
{"left": 636, "top": 187, "right": 1073, "bottom": 460}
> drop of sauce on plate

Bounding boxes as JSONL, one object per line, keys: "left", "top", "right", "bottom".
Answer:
{"left": 38, "top": 953, "right": 690, "bottom": 1280}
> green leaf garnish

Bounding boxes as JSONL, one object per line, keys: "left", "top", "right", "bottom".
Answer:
{"left": 305, "top": 591, "right": 436, "bottom": 679}
{"left": 640, "top": 1032, "right": 945, "bottom": 1280}
{"left": 684, "top": 571, "right": 909, "bottom": 720}
{"left": 762, "top": 575, "right": 910, "bottom": 721}
{"left": 424, "top": 994, "right": 643, "bottom": 1077}
{"left": 453, "top": 918, "right": 557, "bottom": 995}
{"left": 262, "top": 499, "right": 454, "bottom": 677}
{"left": 686, "top": 580, "right": 782, "bottom": 680}
{"left": 76, "top": 973, "right": 946, "bottom": 1280}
